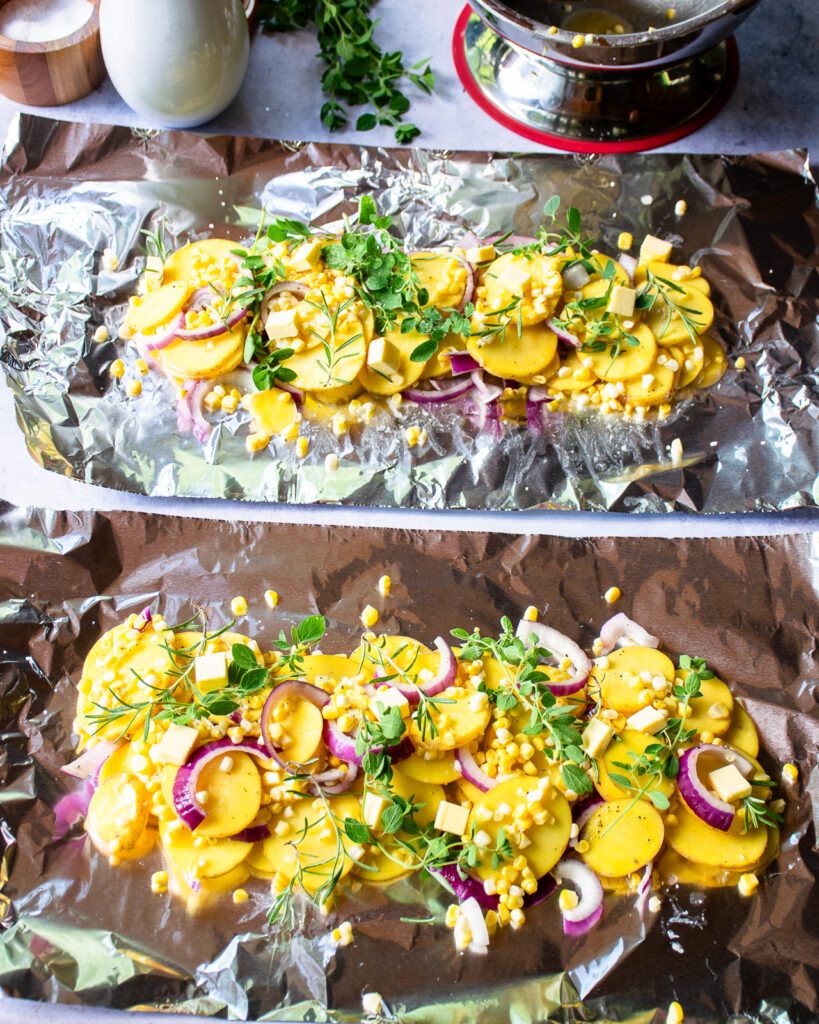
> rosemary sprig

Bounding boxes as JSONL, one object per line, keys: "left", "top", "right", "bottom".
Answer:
{"left": 637, "top": 268, "right": 705, "bottom": 344}
{"left": 140, "top": 220, "right": 170, "bottom": 268}
{"left": 742, "top": 791, "right": 783, "bottom": 832}
{"left": 307, "top": 292, "right": 365, "bottom": 387}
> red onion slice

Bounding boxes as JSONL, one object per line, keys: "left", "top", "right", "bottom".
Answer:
{"left": 526, "top": 386, "right": 552, "bottom": 405}
{"left": 172, "top": 738, "right": 269, "bottom": 831}
{"left": 186, "top": 285, "right": 217, "bottom": 312}
{"left": 522, "top": 872, "right": 556, "bottom": 909}
{"left": 547, "top": 317, "right": 581, "bottom": 349}
{"left": 573, "top": 792, "right": 605, "bottom": 833}
{"left": 260, "top": 280, "right": 310, "bottom": 325}
{"left": 455, "top": 745, "right": 501, "bottom": 792}
{"left": 515, "top": 620, "right": 590, "bottom": 696}
{"left": 61, "top": 741, "right": 117, "bottom": 781}
{"left": 598, "top": 613, "right": 659, "bottom": 655}
{"left": 53, "top": 780, "right": 96, "bottom": 841}
{"left": 458, "top": 260, "right": 475, "bottom": 313}
{"left": 432, "top": 863, "right": 498, "bottom": 910}
{"left": 555, "top": 858, "right": 604, "bottom": 933}
{"left": 323, "top": 719, "right": 414, "bottom": 768}
{"left": 230, "top": 823, "right": 271, "bottom": 843}
{"left": 677, "top": 743, "right": 754, "bottom": 832}
{"left": 470, "top": 370, "right": 504, "bottom": 404}
{"left": 275, "top": 380, "right": 304, "bottom": 404}
{"left": 260, "top": 680, "right": 330, "bottom": 768}
{"left": 448, "top": 352, "right": 480, "bottom": 377}
{"left": 372, "top": 636, "right": 457, "bottom": 705}
{"left": 144, "top": 312, "right": 185, "bottom": 352}
{"left": 404, "top": 378, "right": 474, "bottom": 404}
{"left": 188, "top": 380, "right": 212, "bottom": 443}
{"left": 176, "top": 305, "right": 249, "bottom": 342}
{"left": 314, "top": 761, "right": 359, "bottom": 795}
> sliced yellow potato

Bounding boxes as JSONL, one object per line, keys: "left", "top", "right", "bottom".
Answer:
{"left": 411, "top": 252, "right": 469, "bottom": 309}
{"left": 580, "top": 797, "right": 664, "bottom": 877}
{"left": 357, "top": 326, "right": 427, "bottom": 396}
{"left": 722, "top": 701, "right": 760, "bottom": 759}
{"left": 408, "top": 687, "right": 491, "bottom": 752}
{"left": 664, "top": 798, "right": 767, "bottom": 869}
{"left": 399, "top": 751, "right": 462, "bottom": 786}
{"left": 86, "top": 776, "right": 150, "bottom": 852}
{"left": 682, "top": 675, "right": 734, "bottom": 738}
{"left": 284, "top": 316, "right": 367, "bottom": 392}
{"left": 588, "top": 324, "right": 657, "bottom": 382}
{"left": 390, "top": 769, "right": 445, "bottom": 827}
{"left": 127, "top": 281, "right": 190, "bottom": 333}
{"left": 163, "top": 239, "right": 241, "bottom": 286}
{"left": 158, "top": 326, "right": 245, "bottom": 381}
{"left": 190, "top": 751, "right": 263, "bottom": 839}
{"left": 675, "top": 340, "right": 706, "bottom": 388}
{"left": 310, "top": 379, "right": 363, "bottom": 404}
{"left": 87, "top": 822, "right": 157, "bottom": 862}
{"left": 545, "top": 350, "right": 597, "bottom": 392}
{"left": 478, "top": 252, "right": 563, "bottom": 326}
{"left": 351, "top": 838, "right": 416, "bottom": 882}
{"left": 422, "top": 335, "right": 467, "bottom": 380}
{"left": 691, "top": 334, "right": 727, "bottom": 389}
{"left": 260, "top": 794, "right": 362, "bottom": 896}
{"left": 577, "top": 256, "right": 631, "bottom": 311}
{"left": 351, "top": 634, "right": 436, "bottom": 687}
{"left": 241, "top": 388, "right": 299, "bottom": 438}
{"left": 456, "top": 778, "right": 488, "bottom": 807}
{"left": 298, "top": 652, "right": 372, "bottom": 688}
{"left": 588, "top": 646, "right": 676, "bottom": 718}
{"left": 468, "top": 776, "right": 571, "bottom": 879}
{"left": 658, "top": 848, "right": 745, "bottom": 889}
{"left": 466, "top": 322, "right": 558, "bottom": 381}
{"left": 274, "top": 695, "right": 325, "bottom": 766}
{"left": 596, "top": 730, "right": 676, "bottom": 804}
{"left": 624, "top": 362, "right": 676, "bottom": 407}
{"left": 97, "top": 743, "right": 129, "bottom": 785}
{"left": 646, "top": 284, "right": 714, "bottom": 346}
{"left": 159, "top": 822, "right": 251, "bottom": 878}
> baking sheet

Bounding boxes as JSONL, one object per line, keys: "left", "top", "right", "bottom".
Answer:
{"left": 0, "top": 115, "right": 817, "bottom": 514}
{"left": 0, "top": 502, "right": 815, "bottom": 1022}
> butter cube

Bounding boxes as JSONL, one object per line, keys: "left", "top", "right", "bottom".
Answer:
{"left": 496, "top": 261, "right": 531, "bottom": 293}
{"left": 465, "top": 244, "right": 496, "bottom": 265}
{"left": 434, "top": 800, "right": 470, "bottom": 835}
{"left": 625, "top": 705, "right": 667, "bottom": 735}
{"left": 708, "top": 764, "right": 752, "bottom": 803}
{"left": 362, "top": 792, "right": 389, "bottom": 830}
{"left": 607, "top": 285, "right": 636, "bottom": 317}
{"left": 194, "top": 651, "right": 229, "bottom": 693}
{"left": 264, "top": 307, "right": 301, "bottom": 341}
{"left": 288, "top": 238, "right": 323, "bottom": 272}
{"left": 370, "top": 687, "right": 410, "bottom": 718}
{"left": 639, "top": 234, "right": 673, "bottom": 263}
{"left": 153, "top": 723, "right": 199, "bottom": 766}
{"left": 367, "top": 337, "right": 400, "bottom": 377}
{"left": 581, "top": 718, "right": 614, "bottom": 758}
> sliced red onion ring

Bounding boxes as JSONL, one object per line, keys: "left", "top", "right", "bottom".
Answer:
{"left": 573, "top": 792, "right": 605, "bottom": 833}
{"left": 488, "top": 233, "right": 536, "bottom": 248}
{"left": 677, "top": 743, "right": 755, "bottom": 832}
{"left": 459, "top": 260, "right": 475, "bottom": 313}
{"left": 526, "top": 386, "right": 552, "bottom": 404}
{"left": 187, "top": 285, "right": 217, "bottom": 312}
{"left": 555, "top": 858, "right": 604, "bottom": 935}
{"left": 172, "top": 738, "right": 269, "bottom": 831}
{"left": 188, "top": 380, "right": 212, "bottom": 443}
{"left": 275, "top": 380, "right": 304, "bottom": 404}
{"left": 618, "top": 253, "right": 638, "bottom": 284}
{"left": 515, "top": 620, "right": 590, "bottom": 696}
{"left": 432, "top": 863, "right": 498, "bottom": 911}
{"left": 323, "top": 717, "right": 414, "bottom": 768}
{"left": 261, "top": 680, "right": 330, "bottom": 767}
{"left": 455, "top": 746, "right": 500, "bottom": 793}
{"left": 176, "top": 305, "right": 249, "bottom": 342}
{"left": 598, "top": 613, "right": 659, "bottom": 655}
{"left": 53, "top": 780, "right": 96, "bottom": 841}
{"left": 547, "top": 317, "right": 581, "bottom": 349}
{"left": 636, "top": 860, "right": 655, "bottom": 913}
{"left": 470, "top": 370, "right": 504, "bottom": 404}
{"left": 144, "top": 312, "right": 185, "bottom": 352}
{"left": 230, "top": 823, "right": 271, "bottom": 843}
{"left": 561, "top": 263, "right": 590, "bottom": 290}
{"left": 61, "top": 741, "right": 117, "bottom": 781}
{"left": 458, "top": 230, "right": 483, "bottom": 252}
{"left": 134, "top": 606, "right": 153, "bottom": 631}
{"left": 448, "top": 352, "right": 480, "bottom": 377}
{"left": 314, "top": 761, "right": 359, "bottom": 795}
{"left": 523, "top": 872, "right": 556, "bottom": 909}
{"left": 260, "top": 280, "right": 310, "bottom": 325}
{"left": 372, "top": 636, "right": 457, "bottom": 705}
{"left": 404, "top": 378, "right": 474, "bottom": 404}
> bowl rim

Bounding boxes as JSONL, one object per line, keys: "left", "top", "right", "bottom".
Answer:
{"left": 472, "top": 0, "right": 760, "bottom": 46}
{"left": 0, "top": 0, "right": 100, "bottom": 54}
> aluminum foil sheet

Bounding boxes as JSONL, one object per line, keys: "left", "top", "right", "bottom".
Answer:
{"left": 0, "top": 116, "right": 818, "bottom": 513}
{"left": 0, "top": 502, "right": 816, "bottom": 1022}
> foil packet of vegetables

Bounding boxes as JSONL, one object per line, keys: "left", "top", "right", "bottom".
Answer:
{"left": 0, "top": 116, "right": 817, "bottom": 513}
{"left": 0, "top": 504, "right": 816, "bottom": 1022}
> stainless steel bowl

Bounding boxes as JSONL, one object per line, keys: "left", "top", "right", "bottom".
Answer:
{"left": 455, "top": 0, "right": 763, "bottom": 150}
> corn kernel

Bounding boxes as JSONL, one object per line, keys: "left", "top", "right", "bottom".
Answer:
{"left": 604, "top": 586, "right": 621, "bottom": 604}
{"left": 126, "top": 379, "right": 142, "bottom": 397}
{"left": 246, "top": 431, "right": 270, "bottom": 454}
{"left": 674, "top": 198, "right": 687, "bottom": 216}
{"left": 782, "top": 763, "right": 798, "bottom": 783}
{"left": 571, "top": 33, "right": 585, "bottom": 47}
{"left": 136, "top": 358, "right": 149, "bottom": 376}
{"left": 735, "top": 356, "right": 746, "bottom": 370}
{"left": 231, "top": 596, "right": 248, "bottom": 616}
{"left": 360, "top": 604, "right": 379, "bottom": 628}
{"left": 575, "top": 839, "right": 590, "bottom": 854}
{"left": 668, "top": 1001, "right": 684, "bottom": 1024}
{"left": 378, "top": 575, "right": 391, "bottom": 597}
{"left": 445, "top": 904, "right": 460, "bottom": 928}
{"left": 559, "top": 888, "right": 579, "bottom": 911}
{"left": 110, "top": 359, "right": 125, "bottom": 379}
{"left": 296, "top": 436, "right": 309, "bottom": 459}
{"left": 93, "top": 325, "right": 110, "bottom": 344}
{"left": 232, "top": 888, "right": 250, "bottom": 904}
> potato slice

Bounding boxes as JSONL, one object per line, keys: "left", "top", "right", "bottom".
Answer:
{"left": 722, "top": 700, "right": 760, "bottom": 759}
{"left": 675, "top": 340, "right": 706, "bottom": 388}
{"left": 545, "top": 350, "right": 596, "bottom": 392}
{"left": 160, "top": 823, "right": 251, "bottom": 878}
{"left": 351, "top": 839, "right": 415, "bottom": 882}
{"left": 588, "top": 324, "right": 657, "bottom": 382}
{"left": 466, "top": 322, "right": 558, "bottom": 381}
{"left": 646, "top": 284, "right": 714, "bottom": 347}
{"left": 691, "top": 334, "right": 727, "bottom": 389}
{"left": 163, "top": 239, "right": 241, "bottom": 286}
{"left": 478, "top": 252, "right": 563, "bottom": 326}
{"left": 658, "top": 848, "right": 745, "bottom": 888}
{"left": 623, "top": 362, "right": 676, "bottom": 407}
{"left": 581, "top": 797, "right": 664, "bottom": 877}
{"left": 158, "top": 326, "right": 245, "bottom": 381}
{"left": 283, "top": 315, "right": 367, "bottom": 392}
{"left": 595, "top": 729, "right": 676, "bottom": 803}
{"left": 310, "top": 380, "right": 363, "bottom": 404}
{"left": 588, "top": 646, "right": 676, "bottom": 717}
{"left": 87, "top": 822, "right": 157, "bottom": 862}
{"left": 357, "top": 326, "right": 427, "bottom": 396}
{"left": 127, "top": 281, "right": 190, "bottom": 333}
{"left": 191, "top": 751, "right": 263, "bottom": 839}
{"left": 351, "top": 634, "right": 436, "bottom": 686}
{"left": 390, "top": 768, "right": 446, "bottom": 827}
{"left": 681, "top": 674, "right": 734, "bottom": 738}
{"left": 577, "top": 255, "right": 631, "bottom": 311}
{"left": 422, "top": 335, "right": 468, "bottom": 380}
{"left": 408, "top": 686, "right": 491, "bottom": 752}
{"left": 97, "top": 743, "right": 129, "bottom": 786}
{"left": 411, "top": 252, "right": 469, "bottom": 309}
{"left": 260, "top": 794, "right": 362, "bottom": 896}
{"left": 241, "top": 388, "right": 299, "bottom": 438}
{"left": 468, "top": 776, "right": 571, "bottom": 879}
{"left": 664, "top": 798, "right": 767, "bottom": 869}
{"left": 274, "top": 696, "right": 325, "bottom": 765}
{"left": 399, "top": 751, "right": 461, "bottom": 785}
{"left": 298, "top": 652, "right": 372, "bottom": 688}
{"left": 86, "top": 776, "right": 150, "bottom": 853}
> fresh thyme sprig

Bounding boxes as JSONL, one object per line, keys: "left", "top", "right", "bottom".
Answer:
{"left": 656, "top": 655, "right": 710, "bottom": 767}
{"left": 271, "top": 615, "right": 326, "bottom": 676}
{"left": 404, "top": 304, "right": 474, "bottom": 363}
{"left": 608, "top": 746, "right": 672, "bottom": 811}
{"left": 257, "top": 0, "right": 434, "bottom": 143}
{"left": 508, "top": 195, "right": 601, "bottom": 271}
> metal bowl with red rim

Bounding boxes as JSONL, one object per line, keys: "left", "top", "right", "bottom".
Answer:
{"left": 452, "top": 0, "right": 763, "bottom": 152}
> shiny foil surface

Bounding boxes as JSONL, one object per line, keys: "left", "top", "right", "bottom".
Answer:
{"left": 0, "top": 116, "right": 817, "bottom": 513}
{"left": 0, "top": 503, "right": 815, "bottom": 1021}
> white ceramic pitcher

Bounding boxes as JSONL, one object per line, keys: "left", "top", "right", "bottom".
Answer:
{"left": 99, "top": 0, "right": 249, "bottom": 128}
